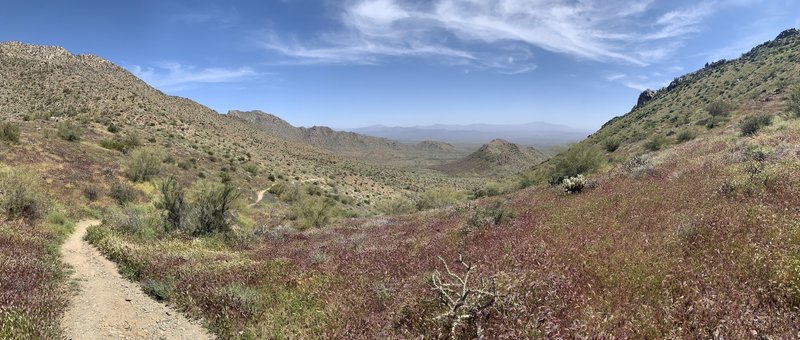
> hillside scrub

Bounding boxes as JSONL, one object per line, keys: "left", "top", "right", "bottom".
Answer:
{"left": 0, "top": 169, "right": 48, "bottom": 220}
{"left": 56, "top": 122, "right": 82, "bottom": 142}
{"left": 789, "top": 86, "right": 800, "bottom": 117}
{"left": 415, "top": 188, "right": 467, "bottom": 210}
{"left": 740, "top": 114, "right": 773, "bottom": 136}
{"left": 155, "top": 176, "right": 186, "bottom": 232}
{"left": 676, "top": 129, "right": 697, "bottom": 143}
{"left": 188, "top": 180, "right": 239, "bottom": 235}
{"left": 109, "top": 181, "right": 138, "bottom": 205}
{"left": 294, "top": 196, "right": 338, "bottom": 229}
{"left": 0, "top": 122, "right": 19, "bottom": 143}
{"left": 125, "top": 148, "right": 164, "bottom": 182}
{"left": 377, "top": 197, "right": 416, "bottom": 215}
{"left": 548, "top": 144, "right": 603, "bottom": 184}
{"left": 706, "top": 100, "right": 734, "bottom": 117}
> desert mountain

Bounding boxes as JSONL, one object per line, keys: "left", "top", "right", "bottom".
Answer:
{"left": 435, "top": 139, "right": 548, "bottom": 175}
{"left": 350, "top": 121, "right": 591, "bottom": 147}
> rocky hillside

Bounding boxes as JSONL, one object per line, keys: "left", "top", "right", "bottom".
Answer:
{"left": 435, "top": 139, "right": 548, "bottom": 175}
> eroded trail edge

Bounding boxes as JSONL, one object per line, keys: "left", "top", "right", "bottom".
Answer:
{"left": 61, "top": 220, "right": 213, "bottom": 340}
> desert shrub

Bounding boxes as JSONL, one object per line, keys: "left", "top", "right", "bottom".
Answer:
{"left": 294, "top": 196, "right": 338, "bottom": 229}
{"left": 106, "top": 123, "right": 120, "bottom": 133}
{"left": 604, "top": 137, "right": 621, "bottom": 152}
{"left": 740, "top": 114, "right": 773, "bottom": 136}
{"left": 0, "top": 122, "right": 20, "bottom": 143}
{"left": 788, "top": 86, "right": 800, "bottom": 117}
{"left": 549, "top": 144, "right": 603, "bottom": 184}
{"left": 706, "top": 100, "right": 733, "bottom": 117}
{"left": 143, "top": 278, "right": 175, "bottom": 301}
{"left": 624, "top": 155, "right": 655, "bottom": 177}
{"left": 644, "top": 136, "right": 667, "bottom": 151}
{"left": 429, "top": 256, "right": 499, "bottom": 338}
{"left": 125, "top": 147, "right": 164, "bottom": 182}
{"left": 99, "top": 132, "right": 142, "bottom": 154}
{"left": 107, "top": 205, "right": 162, "bottom": 237}
{"left": 676, "top": 129, "right": 696, "bottom": 143}
{"left": 378, "top": 197, "right": 416, "bottom": 215}
{"left": 56, "top": 122, "right": 82, "bottom": 142}
{"left": 416, "top": 188, "right": 466, "bottom": 210}
{"left": 188, "top": 180, "right": 239, "bottom": 235}
{"left": 0, "top": 169, "right": 47, "bottom": 219}
{"left": 83, "top": 185, "right": 102, "bottom": 201}
{"left": 562, "top": 175, "right": 587, "bottom": 193}
{"left": 109, "top": 181, "right": 137, "bottom": 205}
{"left": 270, "top": 181, "right": 303, "bottom": 202}
{"left": 156, "top": 176, "right": 187, "bottom": 232}
{"left": 467, "top": 200, "right": 516, "bottom": 229}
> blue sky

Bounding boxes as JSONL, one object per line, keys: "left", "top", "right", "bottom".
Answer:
{"left": 1, "top": 0, "right": 799, "bottom": 130}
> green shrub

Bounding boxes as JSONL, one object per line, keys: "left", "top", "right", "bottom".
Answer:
{"left": 604, "top": 137, "right": 621, "bottom": 152}
{"left": 788, "top": 86, "right": 800, "bottom": 117}
{"left": 143, "top": 278, "right": 175, "bottom": 301}
{"left": 0, "top": 122, "right": 20, "bottom": 143}
{"left": 107, "top": 205, "right": 162, "bottom": 236}
{"left": 56, "top": 122, "right": 82, "bottom": 142}
{"left": 155, "top": 176, "right": 187, "bottom": 232}
{"left": 107, "top": 123, "right": 120, "bottom": 133}
{"left": 740, "top": 114, "right": 773, "bottom": 136}
{"left": 269, "top": 181, "right": 303, "bottom": 202}
{"left": 189, "top": 180, "right": 239, "bottom": 235}
{"left": 109, "top": 181, "right": 137, "bottom": 205}
{"left": 416, "top": 188, "right": 466, "bottom": 210}
{"left": 467, "top": 200, "right": 516, "bottom": 228}
{"left": 378, "top": 197, "right": 416, "bottom": 215}
{"left": 294, "top": 196, "right": 338, "bottom": 229}
{"left": 0, "top": 169, "right": 48, "bottom": 219}
{"left": 644, "top": 136, "right": 667, "bottom": 151}
{"left": 125, "top": 148, "right": 164, "bottom": 182}
{"left": 549, "top": 144, "right": 603, "bottom": 184}
{"left": 706, "top": 100, "right": 733, "bottom": 117}
{"left": 99, "top": 132, "right": 142, "bottom": 154}
{"left": 676, "top": 129, "right": 696, "bottom": 143}
{"left": 83, "top": 185, "right": 102, "bottom": 201}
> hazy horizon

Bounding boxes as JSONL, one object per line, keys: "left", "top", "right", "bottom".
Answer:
{"left": 2, "top": 1, "right": 799, "bottom": 130}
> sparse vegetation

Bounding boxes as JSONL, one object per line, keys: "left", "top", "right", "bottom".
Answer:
{"left": 706, "top": 100, "right": 733, "bottom": 117}
{"left": 156, "top": 176, "right": 186, "bottom": 232}
{"left": 416, "top": 188, "right": 466, "bottom": 210}
{"left": 377, "top": 197, "right": 416, "bottom": 215}
{"left": 644, "top": 135, "right": 667, "bottom": 151}
{"left": 789, "top": 86, "right": 800, "bottom": 117}
{"left": 466, "top": 200, "right": 515, "bottom": 229}
{"left": 676, "top": 129, "right": 696, "bottom": 143}
{"left": 109, "top": 181, "right": 137, "bottom": 205}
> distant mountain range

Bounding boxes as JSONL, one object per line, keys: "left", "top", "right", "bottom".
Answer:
{"left": 347, "top": 122, "right": 592, "bottom": 148}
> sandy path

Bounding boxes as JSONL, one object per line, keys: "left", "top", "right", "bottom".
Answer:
{"left": 248, "top": 189, "right": 268, "bottom": 208}
{"left": 61, "top": 220, "right": 214, "bottom": 340}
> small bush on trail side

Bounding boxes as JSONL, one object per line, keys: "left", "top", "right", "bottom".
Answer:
{"left": 740, "top": 114, "right": 773, "bottom": 136}
{"left": 109, "top": 181, "right": 137, "bottom": 205}
{"left": 0, "top": 122, "right": 20, "bottom": 143}
{"left": 0, "top": 169, "right": 48, "bottom": 219}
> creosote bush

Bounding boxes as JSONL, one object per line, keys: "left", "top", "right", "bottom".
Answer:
{"left": 562, "top": 174, "right": 587, "bottom": 194}
{"left": 56, "top": 122, "right": 82, "bottom": 142}
{"left": 189, "top": 180, "right": 239, "bottom": 235}
{"left": 0, "top": 169, "right": 48, "bottom": 219}
{"left": 740, "top": 114, "right": 773, "bottom": 136}
{"left": 0, "top": 122, "right": 20, "bottom": 143}
{"left": 125, "top": 147, "right": 164, "bottom": 182}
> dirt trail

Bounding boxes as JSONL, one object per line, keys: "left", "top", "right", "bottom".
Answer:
{"left": 61, "top": 220, "right": 214, "bottom": 340}
{"left": 249, "top": 189, "right": 268, "bottom": 208}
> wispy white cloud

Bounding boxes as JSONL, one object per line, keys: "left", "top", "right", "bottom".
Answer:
{"left": 258, "top": 0, "right": 754, "bottom": 73}
{"left": 129, "top": 62, "right": 260, "bottom": 91}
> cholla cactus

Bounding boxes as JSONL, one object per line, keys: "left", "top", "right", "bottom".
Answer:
{"left": 562, "top": 174, "right": 587, "bottom": 193}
